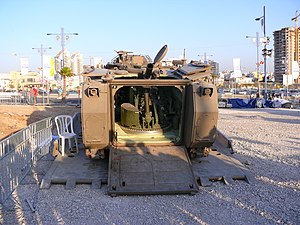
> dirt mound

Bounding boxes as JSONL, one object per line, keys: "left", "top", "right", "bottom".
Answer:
{"left": 0, "top": 105, "right": 80, "bottom": 140}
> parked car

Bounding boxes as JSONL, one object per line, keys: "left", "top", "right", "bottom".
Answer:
{"left": 38, "top": 89, "right": 47, "bottom": 95}
{"left": 271, "top": 98, "right": 293, "bottom": 108}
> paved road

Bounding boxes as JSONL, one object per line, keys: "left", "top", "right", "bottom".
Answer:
{"left": 35, "top": 93, "right": 81, "bottom": 106}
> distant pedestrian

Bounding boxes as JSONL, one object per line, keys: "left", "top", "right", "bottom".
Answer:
{"left": 33, "top": 86, "right": 38, "bottom": 105}
{"left": 58, "top": 87, "right": 62, "bottom": 98}
{"left": 29, "top": 85, "right": 34, "bottom": 104}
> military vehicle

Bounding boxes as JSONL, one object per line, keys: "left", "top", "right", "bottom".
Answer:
{"left": 105, "top": 49, "right": 152, "bottom": 71}
{"left": 81, "top": 45, "right": 251, "bottom": 196}
{"left": 105, "top": 47, "right": 186, "bottom": 74}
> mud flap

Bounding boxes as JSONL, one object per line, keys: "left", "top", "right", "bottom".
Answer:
{"left": 192, "top": 130, "right": 254, "bottom": 186}
{"left": 108, "top": 146, "right": 198, "bottom": 196}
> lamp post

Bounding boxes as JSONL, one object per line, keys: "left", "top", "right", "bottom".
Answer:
{"left": 256, "top": 6, "right": 268, "bottom": 99}
{"left": 47, "top": 28, "right": 78, "bottom": 69}
{"left": 282, "top": 57, "right": 289, "bottom": 98}
{"left": 198, "top": 52, "right": 213, "bottom": 64}
{"left": 11, "top": 53, "right": 19, "bottom": 90}
{"left": 12, "top": 53, "right": 18, "bottom": 70}
{"left": 32, "top": 45, "right": 52, "bottom": 105}
{"left": 47, "top": 28, "right": 78, "bottom": 99}
{"left": 246, "top": 32, "right": 262, "bottom": 97}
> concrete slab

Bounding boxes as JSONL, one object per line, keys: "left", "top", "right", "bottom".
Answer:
{"left": 40, "top": 150, "right": 108, "bottom": 189}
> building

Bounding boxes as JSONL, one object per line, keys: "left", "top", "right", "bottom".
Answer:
{"left": 20, "top": 71, "right": 43, "bottom": 90}
{"left": 0, "top": 73, "right": 11, "bottom": 91}
{"left": 71, "top": 52, "right": 84, "bottom": 75}
{"left": 208, "top": 60, "right": 219, "bottom": 76}
{"left": 54, "top": 48, "right": 71, "bottom": 72}
{"left": 54, "top": 49, "right": 84, "bottom": 74}
{"left": 2, "top": 71, "right": 42, "bottom": 90}
{"left": 273, "top": 27, "right": 300, "bottom": 84}
{"left": 90, "top": 57, "right": 103, "bottom": 69}
{"left": 53, "top": 49, "right": 84, "bottom": 90}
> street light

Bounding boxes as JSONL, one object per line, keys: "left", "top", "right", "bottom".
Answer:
{"left": 32, "top": 45, "right": 52, "bottom": 105}
{"left": 12, "top": 53, "right": 18, "bottom": 71}
{"left": 246, "top": 32, "right": 262, "bottom": 97}
{"left": 198, "top": 52, "right": 213, "bottom": 64}
{"left": 281, "top": 57, "right": 290, "bottom": 98}
{"left": 255, "top": 6, "right": 268, "bottom": 99}
{"left": 47, "top": 28, "right": 78, "bottom": 100}
{"left": 47, "top": 27, "right": 78, "bottom": 69}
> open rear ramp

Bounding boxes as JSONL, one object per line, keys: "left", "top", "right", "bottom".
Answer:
{"left": 40, "top": 150, "right": 108, "bottom": 190}
{"left": 108, "top": 146, "right": 198, "bottom": 196}
{"left": 192, "top": 130, "right": 254, "bottom": 186}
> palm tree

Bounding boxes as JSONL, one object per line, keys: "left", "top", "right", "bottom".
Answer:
{"left": 211, "top": 74, "right": 218, "bottom": 85}
{"left": 58, "top": 67, "right": 74, "bottom": 102}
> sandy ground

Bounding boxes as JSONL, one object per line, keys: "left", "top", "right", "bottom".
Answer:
{"left": 0, "top": 107, "right": 299, "bottom": 224}
{"left": 0, "top": 105, "right": 80, "bottom": 140}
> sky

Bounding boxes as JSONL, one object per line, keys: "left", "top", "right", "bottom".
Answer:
{"left": 0, "top": 0, "right": 299, "bottom": 73}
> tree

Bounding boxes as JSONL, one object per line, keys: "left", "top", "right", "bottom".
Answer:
{"left": 58, "top": 67, "right": 74, "bottom": 102}
{"left": 211, "top": 74, "right": 218, "bottom": 85}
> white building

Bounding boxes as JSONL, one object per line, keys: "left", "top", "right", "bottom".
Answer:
{"left": 71, "top": 52, "right": 84, "bottom": 75}
{"left": 0, "top": 73, "right": 11, "bottom": 90}
{"left": 53, "top": 49, "right": 84, "bottom": 90}
{"left": 273, "top": 27, "right": 300, "bottom": 84}
{"left": 54, "top": 48, "right": 71, "bottom": 72}
{"left": 91, "top": 57, "right": 103, "bottom": 68}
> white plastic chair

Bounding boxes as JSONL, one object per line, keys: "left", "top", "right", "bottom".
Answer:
{"left": 55, "top": 115, "right": 79, "bottom": 156}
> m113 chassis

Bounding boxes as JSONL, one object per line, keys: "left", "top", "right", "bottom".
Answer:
{"left": 81, "top": 45, "right": 251, "bottom": 196}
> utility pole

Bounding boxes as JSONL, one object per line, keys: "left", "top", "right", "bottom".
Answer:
{"left": 256, "top": 6, "right": 272, "bottom": 99}
{"left": 246, "top": 32, "right": 262, "bottom": 97}
{"left": 47, "top": 27, "right": 78, "bottom": 69}
{"left": 292, "top": 10, "right": 300, "bottom": 83}
{"left": 32, "top": 44, "right": 51, "bottom": 105}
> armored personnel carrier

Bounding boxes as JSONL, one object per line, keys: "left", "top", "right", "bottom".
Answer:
{"left": 81, "top": 45, "right": 250, "bottom": 196}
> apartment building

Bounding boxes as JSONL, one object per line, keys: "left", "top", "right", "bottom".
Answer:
{"left": 71, "top": 52, "right": 84, "bottom": 75}
{"left": 54, "top": 49, "right": 72, "bottom": 72}
{"left": 208, "top": 60, "right": 219, "bottom": 76}
{"left": 54, "top": 49, "right": 84, "bottom": 74}
{"left": 273, "top": 27, "right": 300, "bottom": 84}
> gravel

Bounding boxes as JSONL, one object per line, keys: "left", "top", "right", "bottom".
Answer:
{"left": 1, "top": 108, "right": 299, "bottom": 225}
